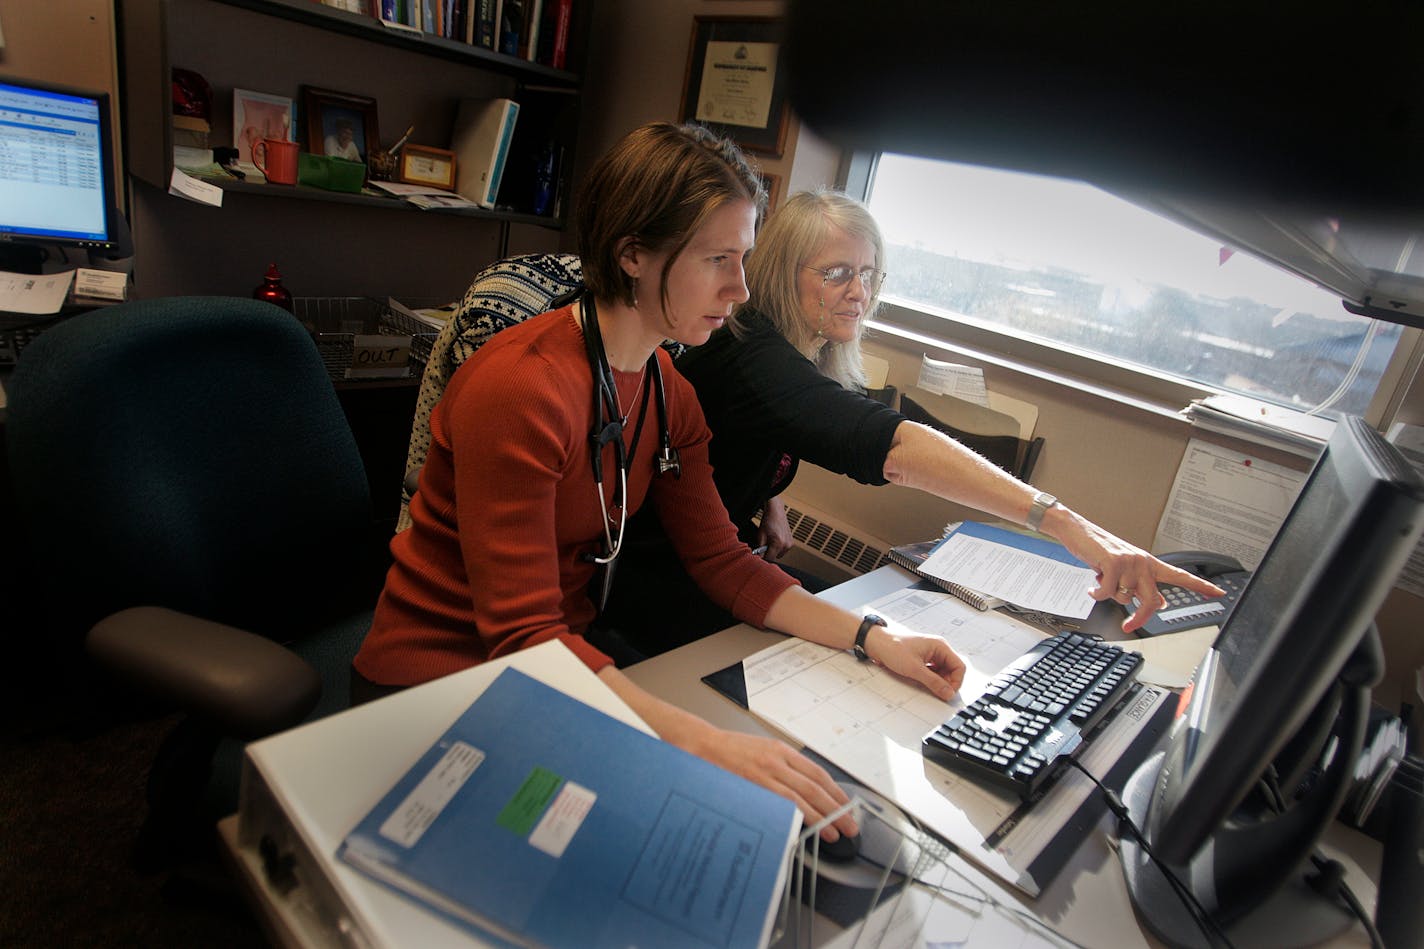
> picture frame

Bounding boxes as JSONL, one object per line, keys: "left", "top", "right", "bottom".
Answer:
{"left": 759, "top": 172, "right": 781, "bottom": 215}
{"left": 679, "top": 16, "right": 790, "bottom": 157}
{"left": 232, "top": 89, "right": 293, "bottom": 167}
{"left": 399, "top": 144, "right": 458, "bottom": 190}
{"left": 301, "top": 86, "right": 379, "bottom": 166}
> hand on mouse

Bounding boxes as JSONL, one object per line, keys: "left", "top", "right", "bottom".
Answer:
{"left": 598, "top": 666, "right": 858, "bottom": 843}
{"left": 689, "top": 728, "right": 860, "bottom": 844}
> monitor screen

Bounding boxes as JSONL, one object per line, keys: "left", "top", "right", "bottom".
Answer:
{"left": 1124, "top": 414, "right": 1424, "bottom": 939}
{"left": 0, "top": 78, "right": 117, "bottom": 252}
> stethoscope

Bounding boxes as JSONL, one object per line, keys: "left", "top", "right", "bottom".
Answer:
{"left": 577, "top": 291, "right": 680, "bottom": 571}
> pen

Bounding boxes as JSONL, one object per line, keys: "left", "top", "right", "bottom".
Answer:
{"left": 389, "top": 125, "right": 415, "bottom": 155}
{"left": 751, "top": 545, "right": 769, "bottom": 557}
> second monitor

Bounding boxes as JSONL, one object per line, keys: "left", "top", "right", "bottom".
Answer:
{"left": 1120, "top": 414, "right": 1424, "bottom": 948}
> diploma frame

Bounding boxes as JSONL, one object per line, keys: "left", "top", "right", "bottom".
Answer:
{"left": 679, "top": 16, "right": 790, "bottom": 157}
{"left": 398, "top": 144, "right": 458, "bottom": 190}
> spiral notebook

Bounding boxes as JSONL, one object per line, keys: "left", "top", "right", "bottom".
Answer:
{"left": 886, "top": 531, "right": 1008, "bottom": 611}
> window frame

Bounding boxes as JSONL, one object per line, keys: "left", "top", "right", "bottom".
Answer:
{"left": 845, "top": 151, "right": 1424, "bottom": 432}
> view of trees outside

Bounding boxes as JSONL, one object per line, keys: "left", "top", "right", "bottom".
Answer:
{"left": 867, "top": 155, "right": 1400, "bottom": 417}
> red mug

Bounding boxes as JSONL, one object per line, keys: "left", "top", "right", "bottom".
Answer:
{"left": 253, "top": 138, "right": 299, "bottom": 185}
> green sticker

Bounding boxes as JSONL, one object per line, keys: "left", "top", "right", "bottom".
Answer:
{"left": 497, "top": 766, "right": 563, "bottom": 835}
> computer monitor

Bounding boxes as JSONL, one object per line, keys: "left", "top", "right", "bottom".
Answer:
{"left": 0, "top": 77, "right": 118, "bottom": 271}
{"left": 1120, "top": 414, "right": 1424, "bottom": 947}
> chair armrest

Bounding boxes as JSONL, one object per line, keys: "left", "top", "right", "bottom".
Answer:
{"left": 87, "top": 606, "right": 322, "bottom": 740}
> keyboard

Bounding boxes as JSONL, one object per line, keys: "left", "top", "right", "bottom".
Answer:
{"left": 922, "top": 631, "right": 1143, "bottom": 800}
{"left": 0, "top": 325, "right": 46, "bottom": 367}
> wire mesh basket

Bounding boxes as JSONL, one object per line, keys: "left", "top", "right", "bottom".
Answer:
{"left": 293, "top": 296, "right": 446, "bottom": 381}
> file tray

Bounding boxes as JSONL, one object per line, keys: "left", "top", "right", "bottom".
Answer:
{"left": 293, "top": 296, "right": 439, "bottom": 382}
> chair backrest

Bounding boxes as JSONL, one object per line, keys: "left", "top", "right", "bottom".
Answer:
{"left": 398, "top": 253, "right": 584, "bottom": 531}
{"left": 5, "top": 296, "right": 379, "bottom": 643}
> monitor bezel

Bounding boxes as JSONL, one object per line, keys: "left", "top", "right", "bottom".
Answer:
{"left": 0, "top": 77, "right": 119, "bottom": 255}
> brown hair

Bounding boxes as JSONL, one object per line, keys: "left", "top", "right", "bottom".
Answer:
{"left": 574, "top": 122, "right": 765, "bottom": 321}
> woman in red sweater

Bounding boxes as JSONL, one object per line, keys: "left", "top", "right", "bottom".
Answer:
{"left": 352, "top": 122, "right": 966, "bottom": 843}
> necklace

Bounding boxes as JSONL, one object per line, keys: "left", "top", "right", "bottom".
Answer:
{"left": 613, "top": 364, "right": 649, "bottom": 426}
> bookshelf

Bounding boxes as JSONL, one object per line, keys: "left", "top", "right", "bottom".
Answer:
{"left": 120, "top": 0, "right": 592, "bottom": 229}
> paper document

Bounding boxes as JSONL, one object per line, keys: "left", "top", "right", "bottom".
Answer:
{"left": 386, "top": 296, "right": 455, "bottom": 330}
{"left": 1183, "top": 394, "right": 1334, "bottom": 458}
{"left": 738, "top": 584, "right": 1173, "bottom": 896}
{"left": 168, "top": 167, "right": 222, "bottom": 207}
{"left": 1152, "top": 438, "right": 1306, "bottom": 571}
{"left": 919, "top": 521, "right": 1098, "bottom": 619}
{"left": 73, "top": 268, "right": 127, "bottom": 302}
{"left": 1120, "top": 625, "right": 1216, "bottom": 690}
{"left": 0, "top": 269, "right": 74, "bottom": 315}
{"left": 917, "top": 355, "right": 988, "bottom": 406}
{"left": 861, "top": 352, "right": 890, "bottom": 389}
{"left": 370, "top": 181, "right": 482, "bottom": 211}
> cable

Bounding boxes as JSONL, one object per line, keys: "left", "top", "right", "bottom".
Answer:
{"left": 845, "top": 816, "right": 1085, "bottom": 948}
{"left": 1307, "top": 854, "right": 1384, "bottom": 949}
{"left": 1067, "top": 758, "right": 1237, "bottom": 949}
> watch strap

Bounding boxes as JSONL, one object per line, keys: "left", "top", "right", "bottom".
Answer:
{"left": 1026, "top": 491, "right": 1057, "bottom": 533}
{"left": 853, "top": 613, "right": 886, "bottom": 662}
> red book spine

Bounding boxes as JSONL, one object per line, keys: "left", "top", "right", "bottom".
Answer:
{"left": 549, "top": 0, "right": 570, "bottom": 69}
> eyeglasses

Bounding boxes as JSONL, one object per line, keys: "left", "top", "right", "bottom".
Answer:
{"left": 805, "top": 265, "right": 885, "bottom": 294}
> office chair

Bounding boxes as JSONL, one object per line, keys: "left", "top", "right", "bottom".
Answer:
{"left": 4, "top": 296, "right": 387, "bottom": 869}
{"left": 398, "top": 252, "right": 585, "bottom": 531}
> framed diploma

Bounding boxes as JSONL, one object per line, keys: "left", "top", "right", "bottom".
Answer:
{"left": 398, "top": 144, "right": 457, "bottom": 190}
{"left": 679, "top": 16, "right": 790, "bottom": 157}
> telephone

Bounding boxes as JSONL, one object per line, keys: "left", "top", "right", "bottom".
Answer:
{"left": 1133, "top": 550, "right": 1251, "bottom": 637}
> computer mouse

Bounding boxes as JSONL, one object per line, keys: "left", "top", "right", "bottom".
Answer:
{"left": 809, "top": 830, "right": 862, "bottom": 864}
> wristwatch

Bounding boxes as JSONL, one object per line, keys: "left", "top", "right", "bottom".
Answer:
{"left": 853, "top": 614, "right": 887, "bottom": 662}
{"left": 1025, "top": 491, "right": 1058, "bottom": 533}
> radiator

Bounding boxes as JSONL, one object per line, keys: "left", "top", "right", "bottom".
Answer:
{"left": 782, "top": 501, "right": 895, "bottom": 576}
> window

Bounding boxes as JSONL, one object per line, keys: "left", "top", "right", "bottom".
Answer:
{"left": 864, "top": 154, "right": 1403, "bottom": 419}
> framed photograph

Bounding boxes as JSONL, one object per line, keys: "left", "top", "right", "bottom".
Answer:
{"left": 399, "top": 145, "right": 457, "bottom": 190}
{"left": 302, "top": 86, "right": 379, "bottom": 166}
{"left": 232, "top": 89, "right": 293, "bottom": 167}
{"left": 759, "top": 172, "right": 782, "bottom": 215}
{"left": 679, "top": 16, "right": 790, "bottom": 157}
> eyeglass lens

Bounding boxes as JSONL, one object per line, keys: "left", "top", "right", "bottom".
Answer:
{"left": 822, "top": 266, "right": 883, "bottom": 292}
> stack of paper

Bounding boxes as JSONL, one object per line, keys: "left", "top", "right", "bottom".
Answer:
{"left": 918, "top": 521, "right": 1098, "bottom": 619}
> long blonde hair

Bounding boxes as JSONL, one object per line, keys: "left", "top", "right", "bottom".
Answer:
{"left": 733, "top": 189, "right": 884, "bottom": 390}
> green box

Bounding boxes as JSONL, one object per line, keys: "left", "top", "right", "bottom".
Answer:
{"left": 297, "top": 153, "right": 366, "bottom": 193}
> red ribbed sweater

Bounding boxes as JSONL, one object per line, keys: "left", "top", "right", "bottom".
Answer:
{"left": 353, "top": 305, "right": 796, "bottom": 686}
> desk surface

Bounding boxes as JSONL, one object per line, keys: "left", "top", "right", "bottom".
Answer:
{"left": 622, "top": 566, "right": 1383, "bottom": 949}
{"left": 222, "top": 565, "right": 1383, "bottom": 948}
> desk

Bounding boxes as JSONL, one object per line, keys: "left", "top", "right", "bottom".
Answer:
{"left": 221, "top": 566, "right": 1383, "bottom": 948}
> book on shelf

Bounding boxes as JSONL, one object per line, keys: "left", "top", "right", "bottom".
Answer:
{"left": 498, "top": 0, "right": 523, "bottom": 55}
{"left": 338, "top": 667, "right": 799, "bottom": 949}
{"left": 520, "top": 0, "right": 544, "bottom": 60}
{"left": 453, "top": 0, "right": 470, "bottom": 44}
{"left": 473, "top": 0, "right": 496, "bottom": 47}
{"left": 450, "top": 96, "right": 519, "bottom": 209}
{"left": 171, "top": 114, "right": 211, "bottom": 150}
{"left": 537, "top": 0, "right": 571, "bottom": 68}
